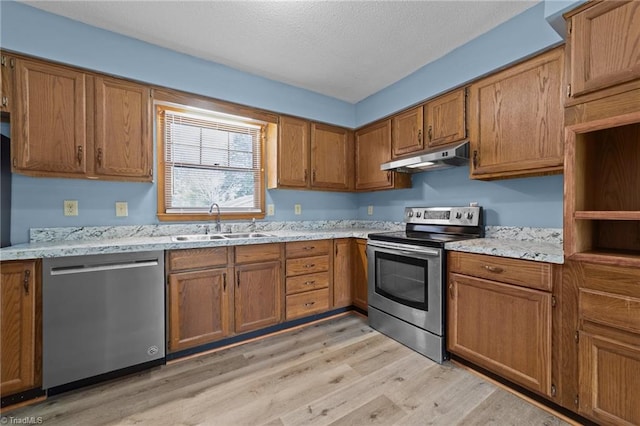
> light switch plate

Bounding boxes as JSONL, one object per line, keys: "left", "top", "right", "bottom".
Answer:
{"left": 294, "top": 204, "right": 302, "bottom": 215}
{"left": 115, "top": 201, "right": 128, "bottom": 217}
{"left": 64, "top": 200, "right": 78, "bottom": 216}
{"left": 267, "top": 204, "right": 275, "bottom": 216}
{"left": 367, "top": 205, "right": 374, "bottom": 215}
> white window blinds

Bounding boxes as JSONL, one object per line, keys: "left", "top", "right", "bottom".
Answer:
{"left": 158, "top": 106, "right": 263, "bottom": 214}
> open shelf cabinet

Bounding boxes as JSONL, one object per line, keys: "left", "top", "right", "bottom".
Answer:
{"left": 565, "top": 120, "right": 640, "bottom": 267}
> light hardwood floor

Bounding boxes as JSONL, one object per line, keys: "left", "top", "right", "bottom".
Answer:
{"left": 3, "top": 314, "right": 574, "bottom": 425}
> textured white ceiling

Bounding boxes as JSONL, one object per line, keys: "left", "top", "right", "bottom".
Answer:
{"left": 21, "top": 1, "right": 539, "bottom": 103}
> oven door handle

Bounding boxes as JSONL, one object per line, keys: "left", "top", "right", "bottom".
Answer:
{"left": 367, "top": 240, "right": 440, "bottom": 257}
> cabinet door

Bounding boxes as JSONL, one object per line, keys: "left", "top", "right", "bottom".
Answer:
{"left": 1, "top": 55, "right": 15, "bottom": 115}
{"left": 277, "top": 116, "right": 309, "bottom": 188}
{"left": 168, "top": 268, "right": 232, "bottom": 352}
{"left": 468, "top": 47, "right": 564, "bottom": 179}
{"left": 391, "top": 106, "right": 424, "bottom": 157}
{"left": 310, "top": 123, "right": 353, "bottom": 190}
{"left": 94, "top": 76, "right": 152, "bottom": 180}
{"left": 1, "top": 261, "right": 37, "bottom": 396}
{"left": 13, "top": 59, "right": 87, "bottom": 175}
{"left": 425, "top": 88, "right": 466, "bottom": 148}
{"left": 448, "top": 273, "right": 552, "bottom": 396}
{"left": 333, "top": 239, "right": 352, "bottom": 308}
{"left": 570, "top": 1, "right": 640, "bottom": 99}
{"left": 352, "top": 239, "right": 368, "bottom": 311}
{"left": 578, "top": 331, "right": 640, "bottom": 425}
{"left": 235, "top": 261, "right": 282, "bottom": 333}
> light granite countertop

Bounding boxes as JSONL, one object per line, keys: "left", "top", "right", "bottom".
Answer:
{"left": 0, "top": 222, "right": 563, "bottom": 264}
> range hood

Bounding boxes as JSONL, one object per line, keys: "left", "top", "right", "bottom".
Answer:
{"left": 380, "top": 141, "right": 469, "bottom": 173}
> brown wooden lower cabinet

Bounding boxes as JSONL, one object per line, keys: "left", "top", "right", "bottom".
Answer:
{"left": 333, "top": 238, "right": 353, "bottom": 308}
{"left": 0, "top": 260, "right": 40, "bottom": 397}
{"left": 447, "top": 252, "right": 553, "bottom": 397}
{"left": 284, "top": 240, "right": 331, "bottom": 320}
{"left": 573, "top": 261, "right": 640, "bottom": 425}
{"left": 352, "top": 239, "right": 368, "bottom": 311}
{"left": 167, "top": 268, "right": 232, "bottom": 352}
{"left": 235, "top": 261, "right": 282, "bottom": 333}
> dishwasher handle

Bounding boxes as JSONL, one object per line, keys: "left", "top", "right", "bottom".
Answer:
{"left": 50, "top": 259, "right": 159, "bottom": 276}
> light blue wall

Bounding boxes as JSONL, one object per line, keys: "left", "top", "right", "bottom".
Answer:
{"left": 2, "top": 0, "right": 571, "bottom": 244}
{"left": 355, "top": 2, "right": 564, "bottom": 126}
{"left": 356, "top": 168, "right": 564, "bottom": 228}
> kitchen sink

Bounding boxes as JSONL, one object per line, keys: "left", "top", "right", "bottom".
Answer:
{"left": 221, "top": 233, "right": 273, "bottom": 239}
{"left": 171, "top": 234, "right": 227, "bottom": 242}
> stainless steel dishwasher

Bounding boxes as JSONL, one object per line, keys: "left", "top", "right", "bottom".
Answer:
{"left": 43, "top": 251, "right": 165, "bottom": 390}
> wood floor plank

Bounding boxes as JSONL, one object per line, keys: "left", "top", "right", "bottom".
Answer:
{"left": 3, "top": 314, "right": 573, "bottom": 426}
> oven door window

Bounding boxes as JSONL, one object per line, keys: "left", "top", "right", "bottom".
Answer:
{"left": 374, "top": 251, "right": 428, "bottom": 310}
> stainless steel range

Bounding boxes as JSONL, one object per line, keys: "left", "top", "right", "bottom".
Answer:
{"left": 367, "top": 206, "right": 483, "bottom": 363}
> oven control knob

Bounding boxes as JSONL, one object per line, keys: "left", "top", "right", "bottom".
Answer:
{"left": 416, "top": 212, "right": 421, "bottom": 218}
{"left": 408, "top": 211, "right": 414, "bottom": 217}
{"left": 466, "top": 212, "right": 474, "bottom": 220}
{"left": 455, "top": 212, "right": 462, "bottom": 219}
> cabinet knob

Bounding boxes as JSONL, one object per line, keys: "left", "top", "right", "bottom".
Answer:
{"left": 418, "top": 129, "right": 422, "bottom": 143}
{"left": 96, "top": 148, "right": 103, "bottom": 166}
{"left": 428, "top": 126, "right": 432, "bottom": 141}
{"left": 77, "top": 145, "right": 83, "bottom": 165}
{"left": 472, "top": 150, "right": 478, "bottom": 169}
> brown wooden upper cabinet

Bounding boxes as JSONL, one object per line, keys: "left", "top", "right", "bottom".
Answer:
{"left": 565, "top": 1, "right": 640, "bottom": 102}
{"left": 468, "top": 46, "right": 564, "bottom": 180}
{"left": 1, "top": 54, "right": 15, "bottom": 115}
{"left": 11, "top": 57, "right": 152, "bottom": 181}
{"left": 391, "top": 106, "right": 424, "bottom": 158}
{"left": 355, "top": 119, "right": 411, "bottom": 191}
{"left": 425, "top": 88, "right": 467, "bottom": 148}
{"left": 268, "top": 116, "right": 353, "bottom": 191}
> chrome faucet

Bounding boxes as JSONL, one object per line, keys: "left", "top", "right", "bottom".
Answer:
{"left": 208, "top": 202, "right": 222, "bottom": 233}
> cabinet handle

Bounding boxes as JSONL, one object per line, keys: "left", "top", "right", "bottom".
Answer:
{"left": 312, "top": 170, "right": 316, "bottom": 182}
{"left": 449, "top": 283, "right": 454, "bottom": 298}
{"left": 483, "top": 265, "right": 504, "bottom": 273}
{"left": 335, "top": 245, "right": 338, "bottom": 256}
{"left": 23, "top": 269, "right": 30, "bottom": 295}
{"left": 304, "top": 169, "right": 308, "bottom": 182}
{"left": 304, "top": 301, "right": 316, "bottom": 307}
{"left": 418, "top": 129, "right": 422, "bottom": 143}
{"left": 236, "top": 271, "right": 240, "bottom": 287}
{"left": 148, "top": 168, "right": 153, "bottom": 177}
{"left": 428, "top": 126, "right": 432, "bottom": 141}
{"left": 1, "top": 96, "right": 7, "bottom": 107}
{"left": 96, "top": 148, "right": 103, "bottom": 166}
{"left": 303, "top": 246, "right": 315, "bottom": 251}
{"left": 223, "top": 272, "right": 227, "bottom": 291}
{"left": 77, "top": 145, "right": 83, "bottom": 165}
{"left": 472, "top": 150, "right": 478, "bottom": 169}
{"left": 304, "top": 280, "right": 316, "bottom": 286}
{"left": 304, "top": 264, "right": 315, "bottom": 269}
{"left": 386, "top": 171, "right": 391, "bottom": 182}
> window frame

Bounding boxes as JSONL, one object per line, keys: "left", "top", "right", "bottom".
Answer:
{"left": 155, "top": 90, "right": 273, "bottom": 222}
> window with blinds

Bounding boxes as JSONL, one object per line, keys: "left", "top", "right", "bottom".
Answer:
{"left": 157, "top": 104, "right": 264, "bottom": 216}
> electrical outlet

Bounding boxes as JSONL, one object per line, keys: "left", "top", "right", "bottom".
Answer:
{"left": 267, "top": 204, "right": 275, "bottom": 216}
{"left": 64, "top": 200, "right": 78, "bottom": 216}
{"left": 294, "top": 204, "right": 302, "bottom": 215}
{"left": 115, "top": 201, "right": 128, "bottom": 217}
{"left": 367, "top": 205, "right": 374, "bottom": 215}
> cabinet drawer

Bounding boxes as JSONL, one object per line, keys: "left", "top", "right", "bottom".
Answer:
{"left": 286, "top": 255, "right": 329, "bottom": 277}
{"left": 168, "top": 247, "right": 228, "bottom": 271}
{"left": 286, "top": 288, "right": 329, "bottom": 320}
{"left": 448, "top": 252, "right": 552, "bottom": 291}
{"left": 286, "top": 240, "right": 330, "bottom": 258}
{"left": 580, "top": 289, "right": 640, "bottom": 335}
{"left": 286, "top": 272, "right": 329, "bottom": 295}
{"left": 235, "top": 243, "right": 281, "bottom": 264}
